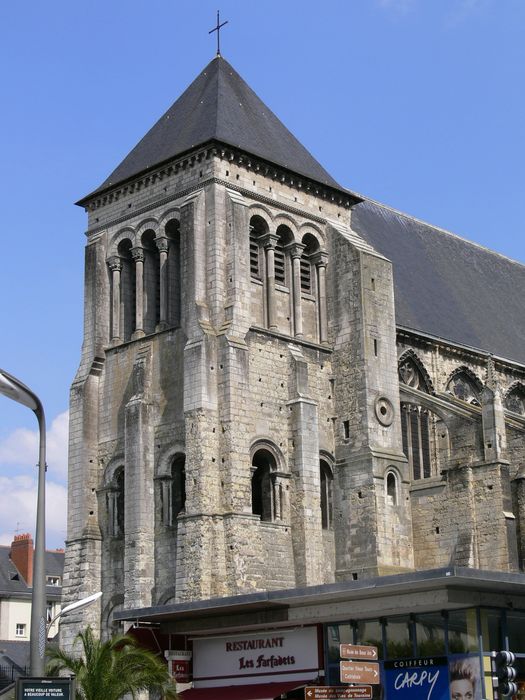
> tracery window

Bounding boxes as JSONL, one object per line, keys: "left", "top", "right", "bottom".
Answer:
{"left": 446, "top": 369, "right": 481, "bottom": 406}
{"left": 505, "top": 384, "right": 525, "bottom": 415}
{"left": 399, "top": 354, "right": 447, "bottom": 480}
{"left": 320, "top": 458, "right": 334, "bottom": 529}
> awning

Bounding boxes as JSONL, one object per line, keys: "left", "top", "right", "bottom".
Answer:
{"left": 179, "top": 680, "right": 308, "bottom": 699}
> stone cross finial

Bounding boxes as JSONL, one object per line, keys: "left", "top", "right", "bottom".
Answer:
{"left": 209, "top": 10, "right": 228, "bottom": 56}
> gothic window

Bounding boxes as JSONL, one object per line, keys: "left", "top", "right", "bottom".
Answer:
{"left": 401, "top": 405, "right": 432, "bottom": 480}
{"left": 398, "top": 354, "right": 432, "bottom": 393}
{"left": 320, "top": 459, "right": 334, "bottom": 529}
{"left": 386, "top": 471, "right": 398, "bottom": 506}
{"left": 107, "top": 467, "right": 124, "bottom": 538}
{"left": 251, "top": 448, "right": 279, "bottom": 521}
{"left": 446, "top": 369, "right": 481, "bottom": 406}
{"left": 141, "top": 230, "right": 160, "bottom": 334}
{"left": 117, "top": 239, "right": 135, "bottom": 341}
{"left": 166, "top": 218, "right": 181, "bottom": 327}
{"left": 505, "top": 384, "right": 525, "bottom": 415}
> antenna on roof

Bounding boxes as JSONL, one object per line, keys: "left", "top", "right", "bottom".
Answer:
{"left": 209, "top": 10, "right": 228, "bottom": 57}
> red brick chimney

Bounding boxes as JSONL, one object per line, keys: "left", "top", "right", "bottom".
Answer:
{"left": 10, "top": 533, "right": 34, "bottom": 586}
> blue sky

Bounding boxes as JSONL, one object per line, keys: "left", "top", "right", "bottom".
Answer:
{"left": 1, "top": 0, "right": 524, "bottom": 547}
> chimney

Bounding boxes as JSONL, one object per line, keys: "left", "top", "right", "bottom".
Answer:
{"left": 10, "top": 533, "right": 34, "bottom": 586}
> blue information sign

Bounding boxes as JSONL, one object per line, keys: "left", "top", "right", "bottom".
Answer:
{"left": 384, "top": 657, "right": 449, "bottom": 700}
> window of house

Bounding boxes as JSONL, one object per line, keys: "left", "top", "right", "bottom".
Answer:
{"left": 46, "top": 602, "right": 54, "bottom": 623}
{"left": 15, "top": 623, "right": 26, "bottom": 637}
{"left": 47, "top": 575, "right": 60, "bottom": 586}
{"left": 320, "top": 459, "right": 334, "bottom": 529}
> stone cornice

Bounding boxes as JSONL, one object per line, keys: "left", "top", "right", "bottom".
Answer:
{"left": 81, "top": 141, "right": 358, "bottom": 230}
{"left": 79, "top": 142, "right": 359, "bottom": 211}
{"left": 85, "top": 175, "right": 341, "bottom": 238}
{"left": 397, "top": 326, "right": 525, "bottom": 377}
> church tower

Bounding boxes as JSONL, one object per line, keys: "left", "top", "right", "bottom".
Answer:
{"left": 61, "top": 56, "right": 414, "bottom": 647}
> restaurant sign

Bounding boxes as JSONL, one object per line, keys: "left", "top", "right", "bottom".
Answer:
{"left": 193, "top": 627, "right": 319, "bottom": 687}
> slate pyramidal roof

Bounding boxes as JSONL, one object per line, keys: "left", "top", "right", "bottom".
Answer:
{"left": 81, "top": 56, "right": 525, "bottom": 367}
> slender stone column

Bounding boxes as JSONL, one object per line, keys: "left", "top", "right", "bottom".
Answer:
{"left": 131, "top": 247, "right": 145, "bottom": 339}
{"left": 313, "top": 252, "right": 329, "bottom": 344}
{"left": 108, "top": 256, "right": 122, "bottom": 343}
{"left": 287, "top": 242, "right": 305, "bottom": 339}
{"left": 156, "top": 236, "right": 169, "bottom": 331}
{"left": 261, "top": 233, "right": 279, "bottom": 330}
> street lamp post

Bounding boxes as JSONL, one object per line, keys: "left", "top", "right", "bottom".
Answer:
{"left": 47, "top": 591, "right": 103, "bottom": 636}
{"left": 0, "top": 368, "right": 47, "bottom": 676}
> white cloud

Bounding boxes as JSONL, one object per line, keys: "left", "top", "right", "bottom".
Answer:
{"left": 0, "top": 410, "right": 69, "bottom": 480}
{"left": 0, "top": 476, "right": 67, "bottom": 549}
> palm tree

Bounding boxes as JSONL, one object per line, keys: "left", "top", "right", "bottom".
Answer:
{"left": 46, "top": 626, "right": 178, "bottom": 700}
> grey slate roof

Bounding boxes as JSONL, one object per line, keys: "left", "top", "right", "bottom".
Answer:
{"left": 0, "top": 546, "right": 64, "bottom": 596}
{"left": 0, "top": 641, "right": 29, "bottom": 671}
{"left": 352, "top": 199, "right": 525, "bottom": 365}
{"left": 86, "top": 56, "right": 340, "bottom": 199}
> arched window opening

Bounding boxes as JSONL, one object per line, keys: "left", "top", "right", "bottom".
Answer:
{"left": 117, "top": 239, "right": 135, "bottom": 341}
{"left": 398, "top": 355, "right": 431, "bottom": 393}
{"left": 300, "top": 234, "right": 320, "bottom": 294}
{"left": 165, "top": 219, "right": 181, "bottom": 327}
{"left": 249, "top": 216, "right": 267, "bottom": 281}
{"left": 275, "top": 225, "right": 293, "bottom": 286}
{"left": 446, "top": 370, "right": 482, "bottom": 406}
{"left": 251, "top": 449, "right": 277, "bottom": 521}
{"left": 505, "top": 384, "right": 525, "bottom": 415}
{"left": 141, "top": 230, "right": 160, "bottom": 334}
{"left": 386, "top": 471, "right": 397, "bottom": 506}
{"left": 107, "top": 467, "right": 124, "bottom": 538}
{"left": 171, "top": 454, "right": 186, "bottom": 521}
{"left": 401, "top": 404, "right": 447, "bottom": 480}
{"left": 320, "top": 459, "right": 333, "bottom": 529}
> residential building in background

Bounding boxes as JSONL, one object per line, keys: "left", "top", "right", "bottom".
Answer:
{"left": 0, "top": 534, "right": 63, "bottom": 688}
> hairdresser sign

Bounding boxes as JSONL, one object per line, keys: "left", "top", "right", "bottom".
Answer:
{"left": 384, "top": 657, "right": 449, "bottom": 700}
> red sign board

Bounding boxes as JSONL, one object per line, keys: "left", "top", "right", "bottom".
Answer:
{"left": 171, "top": 659, "right": 190, "bottom": 683}
{"left": 340, "top": 644, "right": 378, "bottom": 661}
{"left": 305, "top": 688, "right": 372, "bottom": 699}
{"left": 340, "top": 660, "right": 380, "bottom": 685}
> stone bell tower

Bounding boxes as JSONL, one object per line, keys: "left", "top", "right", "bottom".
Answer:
{"left": 61, "top": 54, "right": 414, "bottom": 647}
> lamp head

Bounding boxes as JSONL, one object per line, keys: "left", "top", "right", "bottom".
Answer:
{"left": 0, "top": 369, "right": 39, "bottom": 412}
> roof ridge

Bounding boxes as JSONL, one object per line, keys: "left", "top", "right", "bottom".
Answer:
{"left": 354, "top": 192, "right": 525, "bottom": 269}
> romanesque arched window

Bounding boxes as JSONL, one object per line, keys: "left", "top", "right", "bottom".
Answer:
{"left": 505, "top": 383, "right": 525, "bottom": 415}
{"left": 446, "top": 368, "right": 482, "bottom": 406}
{"left": 249, "top": 216, "right": 267, "bottom": 281}
{"left": 141, "top": 229, "right": 160, "bottom": 334}
{"left": 165, "top": 218, "right": 181, "bottom": 327}
{"left": 275, "top": 224, "right": 293, "bottom": 287}
{"left": 107, "top": 467, "right": 124, "bottom": 538}
{"left": 117, "top": 239, "right": 135, "bottom": 341}
{"left": 251, "top": 448, "right": 285, "bottom": 522}
{"left": 320, "top": 458, "right": 334, "bottom": 529}
{"left": 171, "top": 454, "right": 186, "bottom": 521}
{"left": 386, "top": 470, "right": 398, "bottom": 506}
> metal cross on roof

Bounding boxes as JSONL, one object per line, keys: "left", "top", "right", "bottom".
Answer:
{"left": 209, "top": 10, "right": 228, "bottom": 56}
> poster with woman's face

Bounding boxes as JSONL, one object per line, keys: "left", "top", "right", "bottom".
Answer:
{"left": 383, "top": 654, "right": 482, "bottom": 699}
{"left": 449, "top": 656, "right": 482, "bottom": 700}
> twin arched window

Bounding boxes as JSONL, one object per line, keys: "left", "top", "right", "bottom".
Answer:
{"left": 109, "top": 219, "right": 181, "bottom": 343}
{"left": 249, "top": 216, "right": 328, "bottom": 343}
